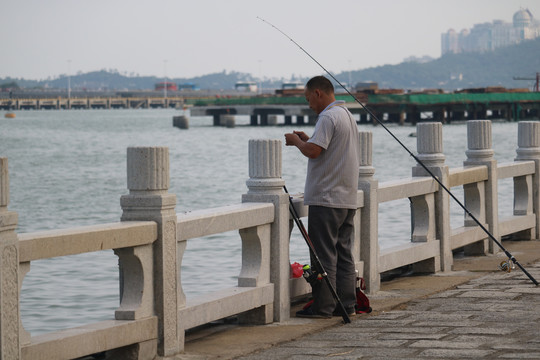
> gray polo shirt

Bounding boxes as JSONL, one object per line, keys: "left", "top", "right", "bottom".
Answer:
{"left": 304, "top": 100, "right": 359, "bottom": 209}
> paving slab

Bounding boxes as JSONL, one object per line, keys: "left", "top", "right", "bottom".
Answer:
{"left": 172, "top": 240, "right": 540, "bottom": 360}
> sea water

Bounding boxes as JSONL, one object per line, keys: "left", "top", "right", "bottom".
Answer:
{"left": 0, "top": 109, "right": 519, "bottom": 335}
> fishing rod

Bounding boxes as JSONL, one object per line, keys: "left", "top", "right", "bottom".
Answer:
{"left": 284, "top": 185, "right": 351, "bottom": 324}
{"left": 259, "top": 17, "right": 539, "bottom": 286}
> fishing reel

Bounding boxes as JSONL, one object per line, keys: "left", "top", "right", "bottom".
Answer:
{"left": 499, "top": 258, "right": 515, "bottom": 273}
{"left": 302, "top": 264, "right": 322, "bottom": 284}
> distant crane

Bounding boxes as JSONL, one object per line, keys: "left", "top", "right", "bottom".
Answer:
{"left": 513, "top": 72, "right": 540, "bottom": 92}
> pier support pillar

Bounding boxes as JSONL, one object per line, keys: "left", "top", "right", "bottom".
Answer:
{"left": 434, "top": 108, "right": 447, "bottom": 123}
{"left": 505, "top": 105, "right": 513, "bottom": 121}
{"left": 396, "top": 111, "right": 406, "bottom": 125}
{"left": 413, "top": 123, "right": 450, "bottom": 272}
{"left": 173, "top": 115, "right": 189, "bottom": 129}
{"left": 0, "top": 158, "right": 21, "bottom": 360}
{"left": 212, "top": 114, "right": 220, "bottom": 126}
{"left": 220, "top": 115, "right": 235, "bottom": 127}
{"left": 220, "top": 114, "right": 235, "bottom": 127}
{"left": 268, "top": 115, "right": 278, "bottom": 126}
{"left": 284, "top": 115, "right": 292, "bottom": 125}
{"left": 260, "top": 113, "right": 269, "bottom": 126}
{"left": 477, "top": 106, "right": 487, "bottom": 120}
{"left": 515, "top": 121, "right": 540, "bottom": 240}
{"left": 121, "top": 147, "right": 179, "bottom": 357}
{"left": 242, "top": 140, "right": 290, "bottom": 322}
{"left": 359, "top": 113, "right": 368, "bottom": 124}
{"left": 388, "top": 113, "right": 400, "bottom": 124}
{"left": 357, "top": 131, "right": 380, "bottom": 293}
{"left": 452, "top": 110, "right": 465, "bottom": 121}
{"left": 408, "top": 109, "right": 421, "bottom": 125}
{"left": 464, "top": 120, "right": 497, "bottom": 254}
{"left": 370, "top": 111, "right": 379, "bottom": 125}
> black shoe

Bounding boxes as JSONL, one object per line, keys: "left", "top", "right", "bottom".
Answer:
{"left": 332, "top": 308, "right": 356, "bottom": 317}
{"left": 296, "top": 307, "right": 332, "bottom": 319}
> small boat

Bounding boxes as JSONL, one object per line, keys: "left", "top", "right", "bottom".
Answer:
{"left": 5, "top": 113, "right": 16, "bottom": 119}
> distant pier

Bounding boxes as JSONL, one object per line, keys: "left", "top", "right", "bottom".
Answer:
{"left": 190, "top": 104, "right": 318, "bottom": 126}
{"left": 2, "top": 90, "right": 539, "bottom": 125}
{"left": 191, "top": 91, "right": 540, "bottom": 125}
{"left": 0, "top": 96, "right": 185, "bottom": 110}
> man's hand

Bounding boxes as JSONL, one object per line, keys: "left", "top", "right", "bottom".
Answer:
{"left": 284, "top": 132, "right": 302, "bottom": 146}
{"left": 293, "top": 131, "right": 309, "bottom": 142}
{"left": 284, "top": 131, "right": 310, "bottom": 146}
{"left": 284, "top": 131, "right": 322, "bottom": 159}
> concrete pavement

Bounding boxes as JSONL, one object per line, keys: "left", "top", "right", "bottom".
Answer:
{"left": 176, "top": 240, "right": 540, "bottom": 360}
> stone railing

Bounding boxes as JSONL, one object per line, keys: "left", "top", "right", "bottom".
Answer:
{"left": 0, "top": 120, "right": 538, "bottom": 359}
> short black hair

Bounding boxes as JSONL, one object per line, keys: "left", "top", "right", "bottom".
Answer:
{"left": 306, "top": 76, "right": 334, "bottom": 95}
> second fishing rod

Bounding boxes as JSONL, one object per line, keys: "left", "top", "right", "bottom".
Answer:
{"left": 258, "top": 17, "right": 538, "bottom": 286}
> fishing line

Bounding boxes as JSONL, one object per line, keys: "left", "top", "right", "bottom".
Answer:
{"left": 258, "top": 17, "right": 539, "bottom": 286}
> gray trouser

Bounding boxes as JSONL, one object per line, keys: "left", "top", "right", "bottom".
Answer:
{"left": 308, "top": 205, "right": 357, "bottom": 316}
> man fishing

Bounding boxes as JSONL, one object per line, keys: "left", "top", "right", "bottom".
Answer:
{"left": 284, "top": 75, "right": 359, "bottom": 318}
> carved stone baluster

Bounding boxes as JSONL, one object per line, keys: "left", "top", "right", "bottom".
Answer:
{"left": 463, "top": 120, "right": 496, "bottom": 254}
{"left": 0, "top": 158, "right": 21, "bottom": 359}
{"left": 357, "top": 131, "right": 379, "bottom": 293}
{"left": 121, "top": 147, "right": 178, "bottom": 356}
{"left": 242, "top": 139, "right": 289, "bottom": 322}
{"left": 515, "top": 121, "right": 540, "bottom": 240}
{"left": 413, "top": 123, "right": 448, "bottom": 272}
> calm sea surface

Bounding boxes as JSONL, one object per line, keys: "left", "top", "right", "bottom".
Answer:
{"left": 0, "top": 109, "right": 519, "bottom": 335}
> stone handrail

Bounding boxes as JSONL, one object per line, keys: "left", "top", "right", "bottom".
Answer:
{"left": 497, "top": 161, "right": 535, "bottom": 179}
{"left": 18, "top": 222, "right": 157, "bottom": 262}
{"left": 448, "top": 165, "right": 488, "bottom": 187}
{"left": 378, "top": 177, "right": 437, "bottom": 202}
{"left": 1, "top": 121, "right": 539, "bottom": 359}
{"left": 177, "top": 203, "right": 274, "bottom": 240}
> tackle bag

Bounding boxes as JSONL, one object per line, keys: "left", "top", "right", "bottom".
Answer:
{"left": 354, "top": 276, "right": 372, "bottom": 314}
{"left": 299, "top": 264, "right": 372, "bottom": 314}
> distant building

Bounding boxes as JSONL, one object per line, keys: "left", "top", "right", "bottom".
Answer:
{"left": 177, "top": 83, "right": 199, "bottom": 91}
{"left": 234, "top": 81, "right": 258, "bottom": 92}
{"left": 441, "top": 8, "right": 540, "bottom": 55}
{"left": 275, "top": 82, "right": 304, "bottom": 96}
{"left": 155, "top": 82, "right": 178, "bottom": 91}
{"left": 354, "top": 82, "right": 378, "bottom": 92}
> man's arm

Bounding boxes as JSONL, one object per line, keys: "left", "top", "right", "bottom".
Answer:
{"left": 284, "top": 131, "right": 323, "bottom": 159}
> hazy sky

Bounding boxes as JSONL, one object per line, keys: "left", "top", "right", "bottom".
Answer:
{"left": 2, "top": 0, "right": 539, "bottom": 80}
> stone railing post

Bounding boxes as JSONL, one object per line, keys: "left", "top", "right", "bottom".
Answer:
{"left": 242, "top": 139, "right": 290, "bottom": 322}
{"left": 413, "top": 123, "right": 451, "bottom": 272}
{"left": 120, "top": 147, "right": 179, "bottom": 357}
{"left": 515, "top": 121, "right": 540, "bottom": 240}
{"left": 0, "top": 158, "right": 20, "bottom": 359}
{"left": 464, "top": 120, "right": 497, "bottom": 254}
{"left": 357, "top": 131, "right": 380, "bottom": 294}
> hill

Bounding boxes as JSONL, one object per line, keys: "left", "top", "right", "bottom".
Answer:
{"left": 0, "top": 70, "right": 259, "bottom": 92}
{"left": 1, "top": 38, "right": 539, "bottom": 92}
{"left": 335, "top": 38, "right": 540, "bottom": 91}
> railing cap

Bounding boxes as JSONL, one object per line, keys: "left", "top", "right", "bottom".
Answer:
{"left": 127, "top": 147, "right": 170, "bottom": 193}
{"left": 246, "top": 139, "right": 284, "bottom": 194}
